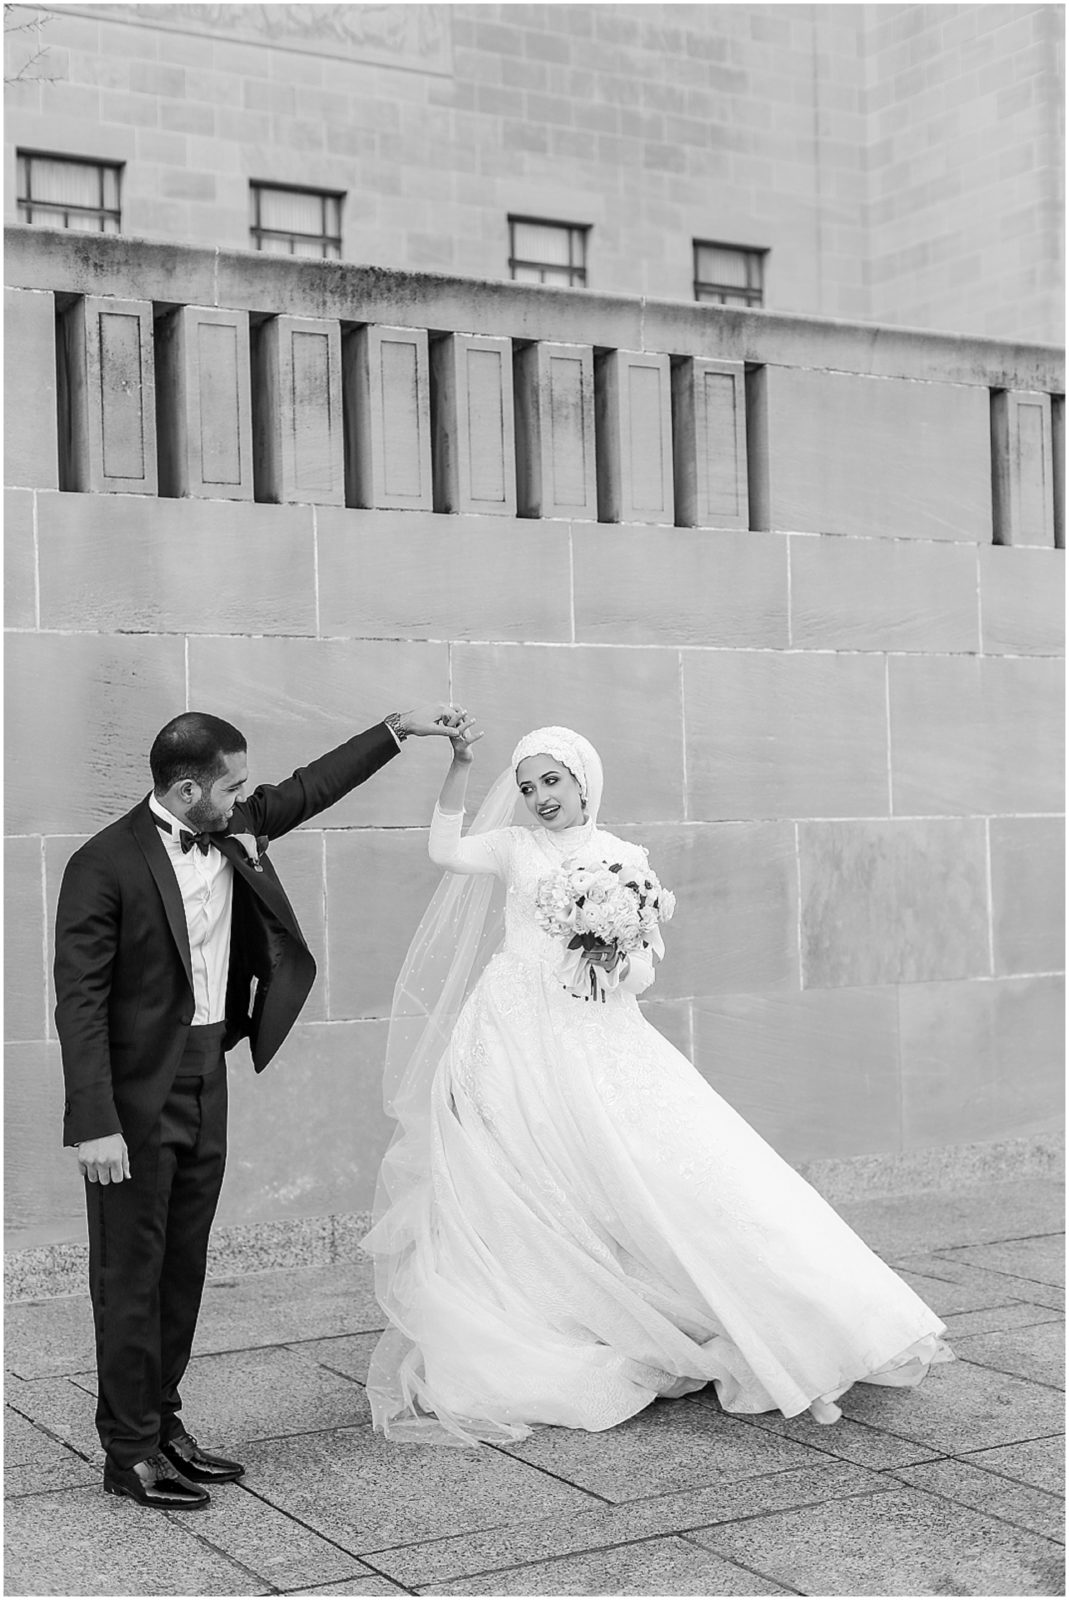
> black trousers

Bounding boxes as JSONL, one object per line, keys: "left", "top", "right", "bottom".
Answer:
{"left": 84, "top": 1024, "right": 227, "bottom": 1466}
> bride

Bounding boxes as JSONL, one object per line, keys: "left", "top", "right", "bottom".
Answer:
{"left": 362, "top": 722, "right": 952, "bottom": 1446}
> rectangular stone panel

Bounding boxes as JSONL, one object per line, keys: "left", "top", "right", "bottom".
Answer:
{"left": 979, "top": 546, "right": 1065, "bottom": 656}
{"left": 252, "top": 314, "right": 345, "bottom": 505}
{"left": 6, "top": 633, "right": 186, "bottom": 836}
{"left": 800, "top": 819, "right": 990, "bottom": 987}
{"left": 186, "top": 635, "right": 450, "bottom": 827}
{"left": 316, "top": 508, "right": 571, "bottom": 642}
{"left": 155, "top": 305, "right": 254, "bottom": 499}
{"left": 431, "top": 333, "right": 517, "bottom": 516}
{"left": 514, "top": 341, "right": 597, "bottom": 520}
{"left": 615, "top": 821, "right": 799, "bottom": 998}
{"left": 889, "top": 656, "right": 1064, "bottom": 816}
{"left": 325, "top": 830, "right": 443, "bottom": 1019}
{"left": 595, "top": 349, "right": 674, "bottom": 525}
{"left": 58, "top": 295, "right": 157, "bottom": 495}
{"left": 757, "top": 366, "right": 990, "bottom": 541}
{"left": 899, "top": 976, "right": 1064, "bottom": 1148}
{"left": 693, "top": 988, "right": 901, "bottom": 1163}
{"left": 671, "top": 358, "right": 748, "bottom": 529}
{"left": 991, "top": 390, "right": 1055, "bottom": 548}
{"left": 990, "top": 817, "right": 1065, "bottom": 977}
{"left": 573, "top": 526, "right": 788, "bottom": 648}
{"left": 790, "top": 534, "right": 980, "bottom": 653}
{"left": 449, "top": 643, "right": 685, "bottom": 825}
{"left": 5, "top": 837, "right": 45, "bottom": 1043}
{"left": 5, "top": 288, "right": 58, "bottom": 489}
{"left": 343, "top": 324, "right": 433, "bottom": 511}
{"left": 684, "top": 651, "right": 889, "bottom": 820}
{"left": 4, "top": 1041, "right": 86, "bottom": 1248}
{"left": 220, "top": 1020, "right": 393, "bottom": 1221}
{"left": 1052, "top": 394, "right": 1064, "bottom": 549}
{"left": 37, "top": 492, "right": 316, "bottom": 636}
{"left": 5, "top": 488, "right": 36, "bottom": 629}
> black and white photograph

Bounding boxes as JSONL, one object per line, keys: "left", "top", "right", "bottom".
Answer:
{"left": 3, "top": 2, "right": 1064, "bottom": 1595}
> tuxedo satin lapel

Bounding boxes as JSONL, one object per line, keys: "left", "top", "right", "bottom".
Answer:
{"left": 131, "top": 800, "right": 194, "bottom": 996}
{"left": 213, "top": 834, "right": 302, "bottom": 937}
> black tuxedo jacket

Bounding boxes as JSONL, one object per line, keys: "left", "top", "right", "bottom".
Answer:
{"left": 54, "top": 723, "right": 399, "bottom": 1154}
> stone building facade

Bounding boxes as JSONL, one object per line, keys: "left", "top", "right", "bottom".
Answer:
{"left": 4, "top": 224, "right": 1064, "bottom": 1269}
{"left": 4, "top": 2, "right": 1065, "bottom": 342}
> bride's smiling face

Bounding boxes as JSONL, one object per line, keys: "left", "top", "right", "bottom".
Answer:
{"left": 516, "top": 756, "right": 585, "bottom": 830}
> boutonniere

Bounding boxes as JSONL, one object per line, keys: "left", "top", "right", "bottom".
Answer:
{"left": 230, "top": 832, "right": 268, "bottom": 872}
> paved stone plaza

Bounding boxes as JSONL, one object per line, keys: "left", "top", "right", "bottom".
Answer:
{"left": 4, "top": 1176, "right": 1064, "bottom": 1597}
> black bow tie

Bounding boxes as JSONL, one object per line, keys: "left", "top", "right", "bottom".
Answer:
{"left": 153, "top": 812, "right": 218, "bottom": 855}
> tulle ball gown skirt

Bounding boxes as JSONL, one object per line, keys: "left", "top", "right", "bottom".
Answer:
{"left": 363, "top": 951, "right": 953, "bottom": 1446}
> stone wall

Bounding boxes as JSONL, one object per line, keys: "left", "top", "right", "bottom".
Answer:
{"left": 4, "top": 226, "right": 1064, "bottom": 1253}
{"left": 3, "top": 2, "right": 1063, "bottom": 342}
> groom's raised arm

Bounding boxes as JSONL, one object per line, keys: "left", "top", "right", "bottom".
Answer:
{"left": 240, "top": 704, "right": 474, "bottom": 840}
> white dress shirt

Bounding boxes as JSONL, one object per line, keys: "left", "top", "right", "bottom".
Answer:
{"left": 148, "top": 795, "right": 234, "bottom": 1024}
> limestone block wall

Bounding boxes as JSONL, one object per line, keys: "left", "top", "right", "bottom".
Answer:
{"left": 3, "top": 3, "right": 1063, "bottom": 341}
{"left": 4, "top": 227, "right": 1064, "bottom": 1253}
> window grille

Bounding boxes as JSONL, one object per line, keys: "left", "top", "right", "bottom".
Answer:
{"left": 17, "top": 152, "right": 121, "bottom": 233}
{"left": 693, "top": 242, "right": 766, "bottom": 307}
{"left": 250, "top": 183, "right": 343, "bottom": 259}
{"left": 509, "top": 217, "right": 588, "bottom": 287}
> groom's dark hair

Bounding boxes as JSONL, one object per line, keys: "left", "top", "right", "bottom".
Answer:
{"left": 150, "top": 712, "right": 247, "bottom": 795}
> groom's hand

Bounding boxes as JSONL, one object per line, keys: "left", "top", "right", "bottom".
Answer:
{"left": 76, "top": 1133, "right": 131, "bottom": 1185}
{"left": 400, "top": 703, "right": 475, "bottom": 739}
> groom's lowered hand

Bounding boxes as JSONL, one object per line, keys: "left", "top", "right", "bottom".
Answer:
{"left": 76, "top": 1133, "right": 131, "bottom": 1185}
{"left": 399, "top": 704, "right": 478, "bottom": 739}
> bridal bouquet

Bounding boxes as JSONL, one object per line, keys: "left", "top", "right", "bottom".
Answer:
{"left": 534, "top": 859, "right": 676, "bottom": 1001}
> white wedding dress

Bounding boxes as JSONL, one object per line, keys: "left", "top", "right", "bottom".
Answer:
{"left": 363, "top": 806, "right": 952, "bottom": 1446}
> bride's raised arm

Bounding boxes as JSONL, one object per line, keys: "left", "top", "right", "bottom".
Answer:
{"left": 429, "top": 722, "right": 511, "bottom": 878}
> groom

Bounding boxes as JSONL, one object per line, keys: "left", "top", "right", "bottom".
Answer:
{"left": 53, "top": 703, "right": 473, "bottom": 1510}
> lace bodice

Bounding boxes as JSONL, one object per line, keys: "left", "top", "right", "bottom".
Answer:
{"left": 428, "top": 807, "right": 657, "bottom": 995}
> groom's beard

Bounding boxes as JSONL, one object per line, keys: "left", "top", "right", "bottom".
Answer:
{"left": 186, "top": 796, "right": 230, "bottom": 833}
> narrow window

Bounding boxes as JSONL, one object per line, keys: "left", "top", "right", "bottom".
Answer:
{"left": 509, "top": 217, "right": 588, "bottom": 287}
{"left": 250, "top": 183, "right": 343, "bottom": 259}
{"left": 17, "top": 151, "right": 122, "bottom": 233}
{"left": 693, "top": 242, "right": 767, "bottom": 307}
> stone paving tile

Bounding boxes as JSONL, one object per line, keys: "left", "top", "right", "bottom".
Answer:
{"left": 893, "top": 1254, "right": 1065, "bottom": 1312}
{"left": 5, "top": 1371, "right": 100, "bottom": 1461}
{"left": 940, "top": 1301, "right": 1065, "bottom": 1340}
{"left": 833, "top": 1181, "right": 1065, "bottom": 1259}
{"left": 689, "top": 1485, "right": 1065, "bottom": 1597}
{"left": 368, "top": 1461, "right": 889, "bottom": 1589}
{"left": 700, "top": 1403, "right": 946, "bottom": 1471}
{"left": 894, "top": 1265, "right": 1031, "bottom": 1317}
{"left": 937, "top": 1235, "right": 1066, "bottom": 1289}
{"left": 294, "top": 1331, "right": 381, "bottom": 1386}
{"left": 179, "top": 1480, "right": 377, "bottom": 1592}
{"left": 955, "top": 1319, "right": 1065, "bottom": 1389}
{"left": 5, "top": 1457, "right": 100, "bottom": 1497}
{"left": 114, "top": 1344, "right": 370, "bottom": 1447}
{"left": 500, "top": 1397, "right": 833, "bottom": 1504}
{"left": 282, "top": 1582, "right": 409, "bottom": 1596}
{"left": 193, "top": 1263, "right": 386, "bottom": 1350}
{"left": 960, "top": 1435, "right": 1067, "bottom": 1496}
{"left": 239, "top": 1425, "right": 599, "bottom": 1556}
{"left": 891, "top": 1455, "right": 1066, "bottom": 1545}
{"left": 417, "top": 1534, "right": 793, "bottom": 1596}
{"left": 5, "top": 1293, "right": 96, "bottom": 1380}
{"left": 4, "top": 1402, "right": 76, "bottom": 1467}
{"left": 3, "top": 1486, "right": 268, "bottom": 1596}
{"left": 839, "top": 1358, "right": 1064, "bottom": 1454}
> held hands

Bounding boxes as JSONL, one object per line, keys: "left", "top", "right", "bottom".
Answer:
{"left": 401, "top": 703, "right": 481, "bottom": 741}
{"left": 76, "top": 1133, "right": 130, "bottom": 1185}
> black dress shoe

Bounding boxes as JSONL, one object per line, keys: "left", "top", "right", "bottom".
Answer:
{"left": 103, "top": 1453, "right": 210, "bottom": 1509}
{"left": 160, "top": 1428, "right": 245, "bottom": 1484}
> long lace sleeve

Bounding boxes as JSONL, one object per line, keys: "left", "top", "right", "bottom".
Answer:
{"left": 428, "top": 805, "right": 513, "bottom": 878}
